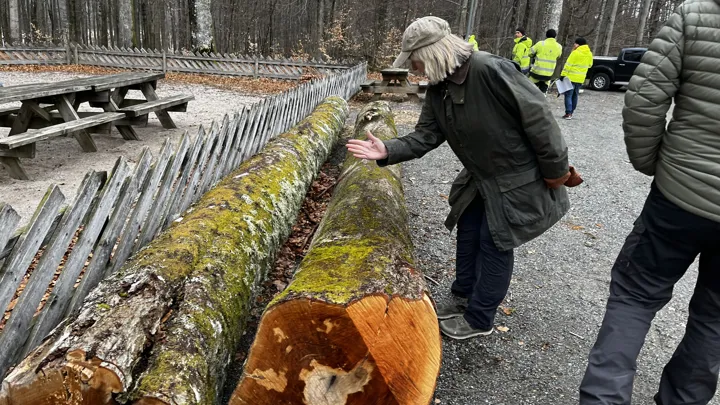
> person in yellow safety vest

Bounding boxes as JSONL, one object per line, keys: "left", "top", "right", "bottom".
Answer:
{"left": 529, "top": 29, "right": 562, "bottom": 94}
{"left": 560, "top": 37, "right": 593, "bottom": 120}
{"left": 468, "top": 34, "right": 479, "bottom": 51}
{"left": 512, "top": 27, "right": 532, "bottom": 75}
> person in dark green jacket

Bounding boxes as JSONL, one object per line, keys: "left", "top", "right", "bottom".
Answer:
{"left": 347, "top": 16, "right": 577, "bottom": 340}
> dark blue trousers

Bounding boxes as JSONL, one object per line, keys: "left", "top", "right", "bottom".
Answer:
{"left": 451, "top": 197, "right": 514, "bottom": 330}
{"left": 564, "top": 82, "right": 583, "bottom": 115}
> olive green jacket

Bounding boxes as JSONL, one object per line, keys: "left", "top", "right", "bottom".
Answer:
{"left": 623, "top": 0, "right": 720, "bottom": 223}
{"left": 379, "top": 51, "right": 570, "bottom": 251}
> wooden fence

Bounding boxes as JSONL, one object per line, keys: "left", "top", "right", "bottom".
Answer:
{"left": 0, "top": 62, "right": 367, "bottom": 378}
{"left": 0, "top": 44, "right": 354, "bottom": 80}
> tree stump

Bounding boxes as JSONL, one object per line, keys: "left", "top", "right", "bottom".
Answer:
{"left": 231, "top": 101, "right": 441, "bottom": 405}
{"left": 0, "top": 97, "right": 349, "bottom": 405}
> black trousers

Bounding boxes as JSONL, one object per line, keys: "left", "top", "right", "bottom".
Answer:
{"left": 451, "top": 197, "right": 514, "bottom": 330}
{"left": 580, "top": 183, "right": 720, "bottom": 405}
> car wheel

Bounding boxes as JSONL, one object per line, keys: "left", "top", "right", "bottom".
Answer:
{"left": 590, "top": 73, "right": 611, "bottom": 91}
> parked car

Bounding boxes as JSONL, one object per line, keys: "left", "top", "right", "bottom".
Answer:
{"left": 587, "top": 47, "right": 648, "bottom": 91}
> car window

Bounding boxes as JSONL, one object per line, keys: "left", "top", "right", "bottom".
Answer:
{"left": 622, "top": 51, "right": 645, "bottom": 62}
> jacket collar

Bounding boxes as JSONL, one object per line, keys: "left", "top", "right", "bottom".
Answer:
{"left": 446, "top": 56, "right": 471, "bottom": 85}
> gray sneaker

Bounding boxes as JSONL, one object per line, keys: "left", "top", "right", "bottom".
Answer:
{"left": 439, "top": 316, "right": 493, "bottom": 340}
{"left": 436, "top": 296, "right": 468, "bottom": 320}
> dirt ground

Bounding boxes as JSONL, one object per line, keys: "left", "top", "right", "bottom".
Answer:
{"left": 0, "top": 70, "right": 268, "bottom": 225}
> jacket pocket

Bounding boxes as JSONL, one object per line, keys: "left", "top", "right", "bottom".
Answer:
{"left": 448, "top": 168, "right": 473, "bottom": 206}
{"left": 496, "top": 167, "right": 550, "bottom": 226}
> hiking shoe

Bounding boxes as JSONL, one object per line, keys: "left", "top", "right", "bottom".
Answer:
{"left": 439, "top": 316, "right": 493, "bottom": 340}
{"left": 436, "top": 296, "right": 468, "bottom": 320}
{"left": 562, "top": 114, "right": 573, "bottom": 120}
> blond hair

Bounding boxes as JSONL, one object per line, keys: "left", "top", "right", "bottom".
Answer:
{"left": 410, "top": 34, "right": 474, "bottom": 84}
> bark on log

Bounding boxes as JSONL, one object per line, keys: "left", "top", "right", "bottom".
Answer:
{"left": 0, "top": 97, "right": 349, "bottom": 405}
{"left": 231, "top": 101, "right": 442, "bottom": 405}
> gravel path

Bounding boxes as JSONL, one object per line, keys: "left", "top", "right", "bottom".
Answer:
{"left": 390, "top": 90, "right": 709, "bottom": 405}
{"left": 0, "top": 71, "right": 264, "bottom": 224}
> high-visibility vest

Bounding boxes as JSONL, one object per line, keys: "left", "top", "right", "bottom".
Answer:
{"left": 468, "top": 35, "right": 479, "bottom": 51}
{"left": 512, "top": 36, "right": 533, "bottom": 70}
{"left": 561, "top": 45, "right": 594, "bottom": 83}
{"left": 530, "top": 38, "right": 562, "bottom": 78}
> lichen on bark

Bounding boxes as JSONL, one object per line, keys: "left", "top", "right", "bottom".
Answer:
{"left": 0, "top": 97, "right": 349, "bottom": 405}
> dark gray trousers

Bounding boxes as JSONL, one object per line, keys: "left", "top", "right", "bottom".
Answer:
{"left": 580, "top": 183, "right": 720, "bottom": 405}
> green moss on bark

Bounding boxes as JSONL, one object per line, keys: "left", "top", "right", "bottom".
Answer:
{"left": 127, "top": 96, "right": 349, "bottom": 404}
{"left": 272, "top": 101, "right": 424, "bottom": 307}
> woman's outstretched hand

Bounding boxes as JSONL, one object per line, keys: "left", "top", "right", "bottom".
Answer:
{"left": 346, "top": 130, "right": 389, "bottom": 161}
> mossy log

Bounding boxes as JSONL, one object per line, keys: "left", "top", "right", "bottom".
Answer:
{"left": 231, "top": 101, "right": 441, "bottom": 405}
{"left": 0, "top": 97, "right": 349, "bottom": 405}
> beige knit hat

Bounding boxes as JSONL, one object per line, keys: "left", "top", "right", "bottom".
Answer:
{"left": 393, "top": 16, "right": 452, "bottom": 68}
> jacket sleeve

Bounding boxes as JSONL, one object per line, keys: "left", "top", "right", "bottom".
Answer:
{"left": 491, "top": 59, "right": 569, "bottom": 179}
{"left": 512, "top": 45, "right": 521, "bottom": 64}
{"left": 561, "top": 50, "right": 575, "bottom": 77}
{"left": 377, "top": 93, "right": 445, "bottom": 167}
{"left": 529, "top": 43, "right": 538, "bottom": 58}
{"left": 622, "top": 6, "right": 684, "bottom": 176}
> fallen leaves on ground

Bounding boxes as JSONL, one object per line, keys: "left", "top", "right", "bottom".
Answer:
{"left": 0, "top": 65, "right": 299, "bottom": 94}
{"left": 500, "top": 306, "right": 515, "bottom": 316}
{"left": 496, "top": 325, "right": 510, "bottom": 332}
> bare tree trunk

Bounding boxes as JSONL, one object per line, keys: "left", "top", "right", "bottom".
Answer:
{"left": 603, "top": 0, "right": 620, "bottom": 55}
{"left": 544, "top": 0, "right": 564, "bottom": 30}
{"left": 193, "top": 0, "right": 212, "bottom": 50}
{"left": 592, "top": 0, "right": 607, "bottom": 51}
{"left": 116, "top": 0, "right": 132, "bottom": 47}
{"left": 648, "top": 0, "right": 662, "bottom": 39}
{"left": 315, "top": 0, "right": 325, "bottom": 58}
{"left": 635, "top": 0, "right": 653, "bottom": 45}
{"left": 57, "top": 0, "right": 68, "bottom": 42}
{"left": 457, "top": 0, "right": 469, "bottom": 37}
{"left": 9, "top": 0, "right": 20, "bottom": 43}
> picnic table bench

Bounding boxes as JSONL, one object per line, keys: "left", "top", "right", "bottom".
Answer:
{"left": 360, "top": 68, "right": 428, "bottom": 101}
{"left": 0, "top": 72, "right": 194, "bottom": 180}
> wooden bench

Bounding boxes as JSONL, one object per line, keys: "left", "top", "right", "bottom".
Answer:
{"left": 0, "top": 106, "right": 20, "bottom": 117}
{"left": 0, "top": 112, "right": 124, "bottom": 150}
{"left": 361, "top": 69, "right": 427, "bottom": 101}
{"left": 117, "top": 94, "right": 194, "bottom": 117}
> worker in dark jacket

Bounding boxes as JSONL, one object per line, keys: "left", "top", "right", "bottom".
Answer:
{"left": 580, "top": 1, "right": 720, "bottom": 404}
{"left": 347, "top": 16, "right": 579, "bottom": 340}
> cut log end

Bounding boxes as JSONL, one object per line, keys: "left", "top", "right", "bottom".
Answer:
{"left": 231, "top": 294, "right": 441, "bottom": 405}
{"left": 0, "top": 349, "right": 123, "bottom": 405}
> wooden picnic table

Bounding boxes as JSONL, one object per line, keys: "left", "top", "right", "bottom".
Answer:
{"left": 0, "top": 72, "right": 193, "bottom": 180}
{"left": 360, "top": 68, "right": 428, "bottom": 101}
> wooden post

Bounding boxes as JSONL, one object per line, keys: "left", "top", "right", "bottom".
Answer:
{"left": 162, "top": 49, "right": 167, "bottom": 73}
{"left": 73, "top": 44, "right": 78, "bottom": 65}
{"left": 254, "top": 57, "right": 259, "bottom": 79}
{"left": 65, "top": 42, "right": 71, "bottom": 65}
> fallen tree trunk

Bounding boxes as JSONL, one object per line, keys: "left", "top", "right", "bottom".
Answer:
{"left": 0, "top": 97, "right": 349, "bottom": 405}
{"left": 231, "top": 101, "right": 441, "bottom": 405}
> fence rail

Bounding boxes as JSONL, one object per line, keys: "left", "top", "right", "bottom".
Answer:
{"left": 0, "top": 44, "right": 354, "bottom": 80}
{"left": 0, "top": 62, "right": 367, "bottom": 378}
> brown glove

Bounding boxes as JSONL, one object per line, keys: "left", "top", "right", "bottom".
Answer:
{"left": 544, "top": 171, "right": 571, "bottom": 190}
{"left": 564, "top": 166, "right": 583, "bottom": 187}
